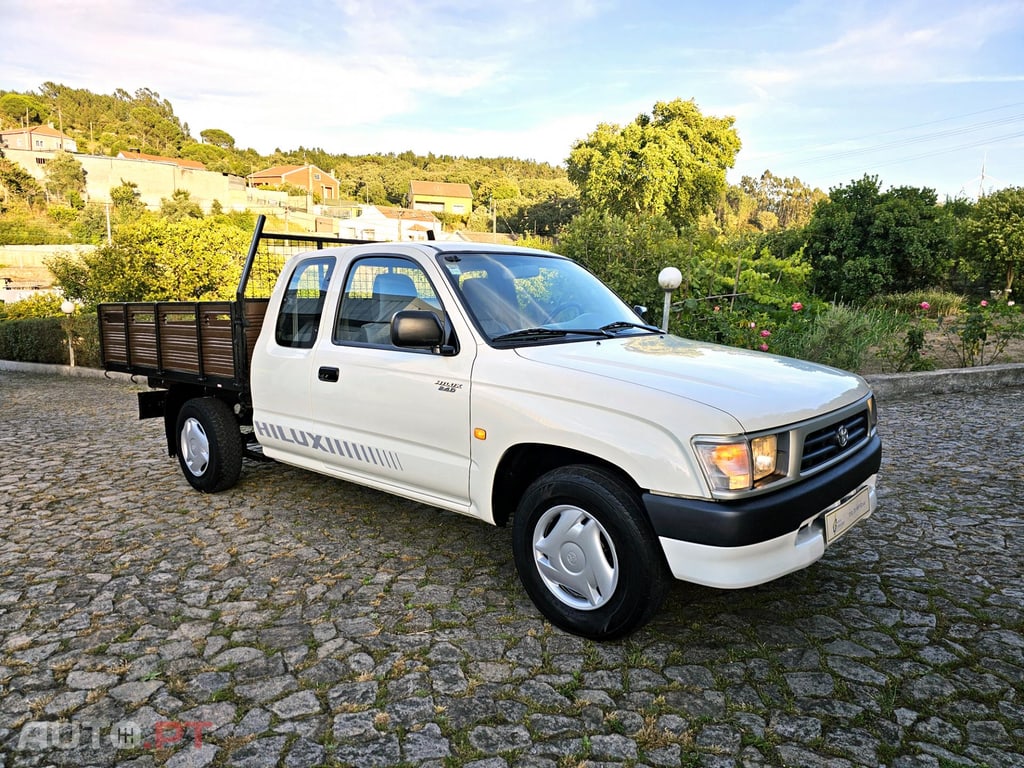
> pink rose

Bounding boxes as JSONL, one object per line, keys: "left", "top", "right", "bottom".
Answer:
{"left": 791, "top": 302, "right": 803, "bottom": 312}
{"left": 981, "top": 300, "right": 988, "bottom": 307}
{"left": 760, "top": 329, "right": 771, "bottom": 338}
{"left": 919, "top": 301, "right": 930, "bottom": 310}
{"left": 759, "top": 343, "right": 769, "bottom": 351}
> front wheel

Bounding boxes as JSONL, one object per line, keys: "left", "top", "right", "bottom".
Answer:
{"left": 175, "top": 397, "right": 243, "bottom": 493}
{"left": 512, "top": 465, "right": 671, "bottom": 640}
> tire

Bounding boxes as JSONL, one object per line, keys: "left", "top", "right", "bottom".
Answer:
{"left": 512, "top": 465, "right": 671, "bottom": 640}
{"left": 175, "top": 397, "right": 243, "bottom": 493}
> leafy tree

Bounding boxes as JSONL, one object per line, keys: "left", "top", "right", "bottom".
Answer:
{"left": 0, "top": 93, "right": 44, "bottom": 127}
{"left": 557, "top": 209, "right": 681, "bottom": 312}
{"left": 160, "top": 189, "right": 203, "bottom": 221}
{"left": 200, "top": 128, "right": 235, "bottom": 149}
{"left": 0, "top": 150, "right": 45, "bottom": 209}
{"left": 803, "top": 175, "right": 954, "bottom": 303}
{"left": 566, "top": 98, "right": 741, "bottom": 231}
{"left": 110, "top": 180, "right": 144, "bottom": 215}
{"left": 47, "top": 215, "right": 249, "bottom": 307}
{"left": 739, "top": 171, "right": 826, "bottom": 229}
{"left": 958, "top": 186, "right": 1024, "bottom": 292}
{"left": 43, "top": 151, "right": 87, "bottom": 205}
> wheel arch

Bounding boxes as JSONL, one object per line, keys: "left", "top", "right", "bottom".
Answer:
{"left": 490, "top": 442, "right": 643, "bottom": 528}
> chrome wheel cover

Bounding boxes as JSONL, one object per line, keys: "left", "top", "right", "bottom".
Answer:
{"left": 531, "top": 504, "right": 619, "bottom": 610}
{"left": 180, "top": 417, "right": 210, "bottom": 477}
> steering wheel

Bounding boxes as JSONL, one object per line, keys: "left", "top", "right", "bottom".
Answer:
{"left": 547, "top": 303, "right": 583, "bottom": 323}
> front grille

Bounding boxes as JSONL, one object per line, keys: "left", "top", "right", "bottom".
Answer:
{"left": 801, "top": 409, "right": 869, "bottom": 472}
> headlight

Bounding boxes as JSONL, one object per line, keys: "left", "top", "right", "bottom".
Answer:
{"left": 694, "top": 435, "right": 778, "bottom": 493}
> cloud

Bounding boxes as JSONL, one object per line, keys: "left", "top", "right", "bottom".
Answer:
{"left": 733, "top": 1, "right": 1024, "bottom": 96}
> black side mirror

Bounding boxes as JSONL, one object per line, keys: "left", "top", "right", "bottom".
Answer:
{"left": 392, "top": 310, "right": 453, "bottom": 354}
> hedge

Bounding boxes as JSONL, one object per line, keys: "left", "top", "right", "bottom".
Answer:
{"left": 0, "top": 314, "right": 101, "bottom": 368}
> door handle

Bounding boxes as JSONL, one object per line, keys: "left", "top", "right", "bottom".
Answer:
{"left": 318, "top": 366, "right": 339, "bottom": 382}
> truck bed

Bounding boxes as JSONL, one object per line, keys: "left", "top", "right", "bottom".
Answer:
{"left": 98, "top": 298, "right": 269, "bottom": 389}
{"left": 97, "top": 216, "right": 381, "bottom": 391}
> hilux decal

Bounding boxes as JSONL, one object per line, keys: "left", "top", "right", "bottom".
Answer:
{"left": 254, "top": 420, "right": 403, "bottom": 471}
{"left": 435, "top": 380, "right": 463, "bottom": 393}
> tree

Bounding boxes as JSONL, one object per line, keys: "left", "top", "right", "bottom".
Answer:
{"left": 47, "top": 216, "right": 249, "bottom": 307}
{"left": 160, "top": 189, "right": 203, "bottom": 221}
{"left": 110, "top": 180, "right": 144, "bottom": 214}
{"left": 566, "top": 98, "right": 741, "bottom": 231}
{"left": 43, "top": 151, "right": 87, "bottom": 205}
{"left": 958, "top": 186, "right": 1024, "bottom": 293}
{"left": 0, "top": 150, "right": 45, "bottom": 208}
{"left": 200, "top": 128, "right": 235, "bottom": 149}
{"left": 803, "top": 175, "right": 954, "bottom": 303}
{"left": 0, "top": 93, "right": 44, "bottom": 127}
{"left": 739, "top": 171, "right": 826, "bottom": 230}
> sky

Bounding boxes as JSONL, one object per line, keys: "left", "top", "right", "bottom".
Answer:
{"left": 2, "top": 0, "right": 1023, "bottom": 200}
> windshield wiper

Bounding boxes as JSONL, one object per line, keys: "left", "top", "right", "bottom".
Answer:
{"left": 491, "top": 327, "right": 610, "bottom": 342}
{"left": 600, "top": 321, "right": 663, "bottom": 334}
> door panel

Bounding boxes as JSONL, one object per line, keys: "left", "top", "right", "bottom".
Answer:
{"left": 310, "top": 256, "right": 474, "bottom": 508}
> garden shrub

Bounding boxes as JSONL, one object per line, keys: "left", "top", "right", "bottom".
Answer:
{"left": 0, "top": 313, "right": 100, "bottom": 367}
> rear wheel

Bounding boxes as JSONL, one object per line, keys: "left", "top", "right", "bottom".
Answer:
{"left": 512, "top": 465, "right": 670, "bottom": 639}
{"left": 175, "top": 397, "right": 243, "bottom": 493}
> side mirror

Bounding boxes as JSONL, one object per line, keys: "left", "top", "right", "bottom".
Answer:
{"left": 392, "top": 310, "right": 451, "bottom": 353}
{"left": 633, "top": 305, "right": 648, "bottom": 320}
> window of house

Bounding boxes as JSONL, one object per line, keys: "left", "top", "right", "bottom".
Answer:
{"left": 36, "top": 157, "right": 48, "bottom": 165}
{"left": 314, "top": 173, "right": 321, "bottom": 180}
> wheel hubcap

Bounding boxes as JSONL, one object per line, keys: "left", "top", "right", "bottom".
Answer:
{"left": 180, "top": 417, "right": 210, "bottom": 476}
{"left": 532, "top": 504, "right": 618, "bottom": 610}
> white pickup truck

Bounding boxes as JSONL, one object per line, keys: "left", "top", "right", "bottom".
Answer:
{"left": 98, "top": 216, "right": 881, "bottom": 639}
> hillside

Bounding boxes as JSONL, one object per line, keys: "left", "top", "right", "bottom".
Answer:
{"left": 0, "top": 82, "right": 575, "bottom": 235}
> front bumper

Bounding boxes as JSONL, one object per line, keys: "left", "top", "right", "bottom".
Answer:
{"left": 643, "top": 433, "right": 881, "bottom": 589}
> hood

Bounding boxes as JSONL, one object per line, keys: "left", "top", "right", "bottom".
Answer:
{"left": 514, "top": 334, "right": 871, "bottom": 433}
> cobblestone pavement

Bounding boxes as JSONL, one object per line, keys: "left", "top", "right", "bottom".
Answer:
{"left": 0, "top": 371, "right": 1021, "bottom": 768}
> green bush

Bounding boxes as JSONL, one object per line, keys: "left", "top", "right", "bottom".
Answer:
{"left": 770, "top": 304, "right": 899, "bottom": 372}
{"left": 0, "top": 313, "right": 100, "bottom": 367}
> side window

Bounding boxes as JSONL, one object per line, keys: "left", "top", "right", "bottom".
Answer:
{"left": 275, "top": 256, "right": 334, "bottom": 349}
{"left": 333, "top": 257, "right": 442, "bottom": 346}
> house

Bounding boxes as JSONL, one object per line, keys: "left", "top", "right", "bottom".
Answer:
{"left": 248, "top": 164, "right": 339, "bottom": 200}
{"left": 408, "top": 180, "right": 473, "bottom": 216}
{"left": 0, "top": 125, "right": 78, "bottom": 153}
{"left": 334, "top": 205, "right": 441, "bottom": 241}
{"left": 117, "top": 150, "right": 206, "bottom": 170}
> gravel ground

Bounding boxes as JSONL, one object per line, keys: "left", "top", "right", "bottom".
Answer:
{"left": 0, "top": 370, "right": 1021, "bottom": 768}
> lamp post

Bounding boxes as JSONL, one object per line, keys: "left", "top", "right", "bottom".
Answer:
{"left": 657, "top": 267, "right": 682, "bottom": 333}
{"left": 60, "top": 299, "right": 76, "bottom": 368}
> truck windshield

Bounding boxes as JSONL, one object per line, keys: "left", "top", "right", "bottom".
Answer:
{"left": 442, "top": 252, "right": 657, "bottom": 343}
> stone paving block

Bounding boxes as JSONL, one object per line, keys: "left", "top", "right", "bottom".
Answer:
{"left": 1, "top": 372, "right": 1022, "bottom": 767}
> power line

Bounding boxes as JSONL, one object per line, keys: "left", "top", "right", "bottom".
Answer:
{"left": 787, "top": 110, "right": 1024, "bottom": 168}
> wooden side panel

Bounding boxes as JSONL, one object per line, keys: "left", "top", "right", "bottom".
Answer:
{"left": 197, "top": 304, "right": 235, "bottom": 378}
{"left": 244, "top": 299, "right": 270, "bottom": 365}
{"left": 98, "top": 305, "right": 128, "bottom": 366}
{"left": 126, "top": 305, "right": 159, "bottom": 369}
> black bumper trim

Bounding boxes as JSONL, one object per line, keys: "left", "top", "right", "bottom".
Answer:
{"left": 643, "top": 433, "right": 882, "bottom": 548}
